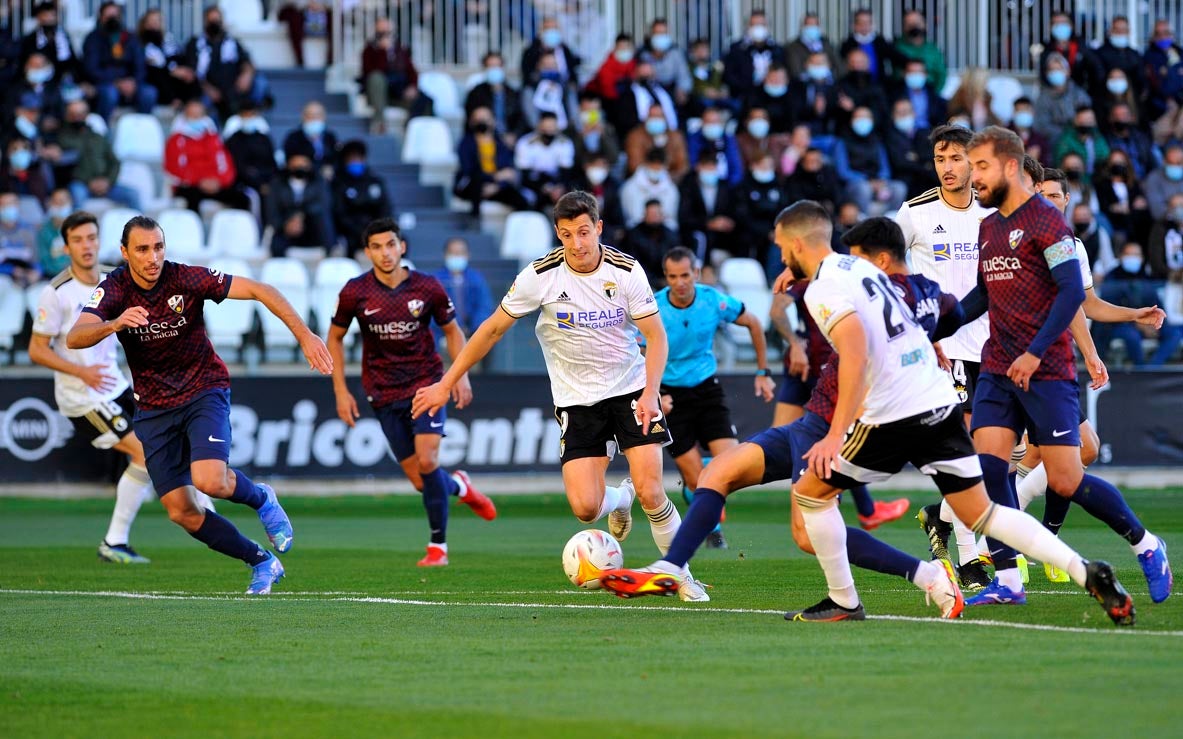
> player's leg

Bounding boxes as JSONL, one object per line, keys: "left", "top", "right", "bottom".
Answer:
{"left": 555, "top": 402, "right": 631, "bottom": 532}
{"left": 771, "top": 370, "right": 810, "bottom": 428}
{"left": 410, "top": 402, "right": 496, "bottom": 525}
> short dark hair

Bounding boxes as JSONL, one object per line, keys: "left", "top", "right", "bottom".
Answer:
{"left": 120, "top": 215, "right": 161, "bottom": 248}
{"left": 663, "top": 245, "right": 697, "bottom": 269}
{"left": 362, "top": 217, "right": 400, "bottom": 250}
{"left": 967, "top": 126, "right": 1026, "bottom": 165}
{"left": 615, "top": 32, "right": 634, "bottom": 44}
{"left": 1042, "top": 167, "right": 1068, "bottom": 193}
{"left": 643, "top": 148, "right": 667, "bottom": 165}
{"left": 341, "top": 139, "right": 367, "bottom": 160}
{"left": 696, "top": 149, "right": 718, "bottom": 166}
{"left": 482, "top": 51, "right": 502, "bottom": 65}
{"left": 61, "top": 210, "right": 97, "bottom": 244}
{"left": 1014, "top": 95, "right": 1033, "bottom": 107}
{"left": 538, "top": 111, "right": 558, "bottom": 123}
{"left": 644, "top": 198, "right": 662, "bottom": 209}
{"left": 841, "top": 216, "right": 906, "bottom": 262}
{"left": 1023, "top": 155, "right": 1044, "bottom": 184}
{"left": 930, "top": 124, "right": 973, "bottom": 152}
{"left": 775, "top": 200, "right": 831, "bottom": 234}
{"left": 553, "top": 190, "right": 600, "bottom": 226}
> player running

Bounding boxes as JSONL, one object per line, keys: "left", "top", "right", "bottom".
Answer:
{"left": 328, "top": 218, "right": 496, "bottom": 567}
{"left": 656, "top": 247, "right": 776, "bottom": 550}
{"left": 68, "top": 215, "right": 333, "bottom": 595}
{"left": 412, "top": 191, "right": 708, "bottom": 601}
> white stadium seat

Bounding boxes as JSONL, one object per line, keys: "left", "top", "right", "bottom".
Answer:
{"left": 157, "top": 208, "right": 209, "bottom": 264}
{"left": 117, "top": 161, "right": 171, "bottom": 214}
{"left": 208, "top": 209, "right": 263, "bottom": 262}
{"left": 719, "top": 257, "right": 768, "bottom": 291}
{"left": 25, "top": 282, "right": 48, "bottom": 321}
{"left": 313, "top": 257, "right": 363, "bottom": 342}
{"left": 500, "top": 211, "right": 555, "bottom": 266}
{"left": 0, "top": 277, "right": 25, "bottom": 357}
{"left": 257, "top": 257, "right": 310, "bottom": 352}
{"left": 986, "top": 75, "right": 1025, "bottom": 125}
{"left": 205, "top": 257, "right": 255, "bottom": 354}
{"left": 97, "top": 207, "right": 141, "bottom": 264}
{"left": 112, "top": 114, "right": 165, "bottom": 164}
{"left": 401, "top": 116, "right": 458, "bottom": 187}
{"left": 417, "top": 71, "right": 462, "bottom": 120}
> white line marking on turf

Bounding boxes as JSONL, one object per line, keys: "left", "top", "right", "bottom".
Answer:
{"left": 2, "top": 588, "right": 1179, "bottom": 638}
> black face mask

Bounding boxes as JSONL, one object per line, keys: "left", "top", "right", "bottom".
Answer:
{"left": 1074, "top": 222, "right": 1091, "bottom": 235}
{"left": 1065, "top": 169, "right": 1083, "bottom": 182}
{"left": 41, "top": 23, "right": 57, "bottom": 35}
{"left": 142, "top": 30, "right": 163, "bottom": 45}
{"left": 907, "top": 27, "right": 926, "bottom": 40}
{"left": 206, "top": 21, "right": 223, "bottom": 37}
{"left": 67, "top": 119, "right": 86, "bottom": 130}
{"left": 1113, "top": 121, "right": 1131, "bottom": 133}
{"left": 472, "top": 122, "right": 491, "bottom": 135}
{"left": 103, "top": 17, "right": 122, "bottom": 33}
{"left": 289, "top": 168, "right": 311, "bottom": 180}
{"left": 1110, "top": 163, "right": 1128, "bottom": 177}
{"left": 539, "top": 133, "right": 555, "bottom": 145}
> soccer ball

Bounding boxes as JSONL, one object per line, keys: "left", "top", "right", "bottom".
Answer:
{"left": 562, "top": 529, "right": 624, "bottom": 589}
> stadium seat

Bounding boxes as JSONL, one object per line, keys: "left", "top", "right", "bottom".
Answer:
{"left": 25, "top": 282, "right": 48, "bottom": 321}
{"left": 257, "top": 257, "right": 311, "bottom": 353}
{"left": 313, "top": 257, "right": 363, "bottom": 341}
{"left": 0, "top": 277, "right": 25, "bottom": 360}
{"left": 98, "top": 207, "right": 141, "bottom": 263}
{"left": 205, "top": 257, "right": 256, "bottom": 356}
{"left": 722, "top": 286, "right": 773, "bottom": 364}
{"left": 112, "top": 114, "right": 165, "bottom": 164}
{"left": 117, "top": 161, "right": 171, "bottom": 214}
{"left": 986, "top": 75, "right": 1024, "bottom": 124}
{"left": 463, "top": 71, "right": 486, "bottom": 91}
{"left": 417, "top": 71, "right": 463, "bottom": 120}
{"left": 719, "top": 258, "right": 768, "bottom": 291}
{"left": 401, "top": 116, "right": 458, "bottom": 187}
{"left": 941, "top": 73, "right": 961, "bottom": 100}
{"left": 157, "top": 208, "right": 209, "bottom": 264}
{"left": 218, "top": 0, "right": 265, "bottom": 30}
{"left": 208, "top": 209, "right": 263, "bottom": 262}
{"left": 500, "top": 211, "right": 555, "bottom": 265}
{"left": 17, "top": 195, "right": 43, "bottom": 226}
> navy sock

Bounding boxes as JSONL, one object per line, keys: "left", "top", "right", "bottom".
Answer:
{"left": 1069, "top": 474, "right": 1146, "bottom": 545}
{"left": 681, "top": 478, "right": 721, "bottom": 533}
{"left": 1041, "top": 489, "right": 1072, "bottom": 536}
{"left": 421, "top": 467, "right": 451, "bottom": 545}
{"left": 979, "top": 454, "right": 1018, "bottom": 571}
{"left": 443, "top": 472, "right": 461, "bottom": 497}
{"left": 664, "top": 488, "right": 726, "bottom": 568}
{"left": 850, "top": 485, "right": 875, "bottom": 518}
{"left": 846, "top": 526, "right": 921, "bottom": 580}
{"left": 229, "top": 469, "right": 266, "bottom": 510}
{"left": 189, "top": 511, "right": 269, "bottom": 565}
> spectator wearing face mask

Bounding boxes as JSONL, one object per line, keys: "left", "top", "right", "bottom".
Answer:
{"left": 839, "top": 8, "right": 904, "bottom": 83}
{"left": 724, "top": 10, "right": 785, "bottom": 101}
{"left": 833, "top": 106, "right": 906, "bottom": 215}
{"left": 1067, "top": 201, "right": 1116, "bottom": 280}
{"left": 732, "top": 153, "right": 786, "bottom": 273}
{"left": 520, "top": 17, "right": 580, "bottom": 89}
{"left": 284, "top": 101, "right": 340, "bottom": 178}
{"left": 83, "top": 1, "right": 157, "bottom": 120}
{"left": 57, "top": 99, "right": 139, "bottom": 210}
{"left": 1054, "top": 106, "right": 1110, "bottom": 175}
{"left": 455, "top": 106, "right": 533, "bottom": 215}
{"left": 1143, "top": 143, "right": 1183, "bottom": 220}
{"left": 1143, "top": 19, "right": 1183, "bottom": 123}
{"left": 165, "top": 99, "right": 249, "bottom": 213}
{"left": 1095, "top": 16, "right": 1144, "bottom": 100}
{"left": 743, "top": 63, "right": 793, "bottom": 134}
{"left": 835, "top": 48, "right": 889, "bottom": 132}
{"left": 1009, "top": 96, "right": 1052, "bottom": 165}
{"left": 4, "top": 56, "right": 64, "bottom": 134}
{"left": 266, "top": 152, "right": 334, "bottom": 256}
{"left": 687, "top": 38, "right": 729, "bottom": 113}
{"left": 894, "top": 10, "right": 946, "bottom": 92}
{"left": 1105, "top": 103, "right": 1156, "bottom": 177}
{"left": 789, "top": 51, "right": 839, "bottom": 142}
{"left": 0, "top": 137, "right": 52, "bottom": 206}
{"left": 1039, "top": 11, "right": 1104, "bottom": 97}
{"left": 1094, "top": 151, "right": 1151, "bottom": 244}
{"left": 615, "top": 60, "right": 679, "bottom": 137}
{"left": 639, "top": 18, "right": 691, "bottom": 107}
{"left": 1097, "top": 242, "right": 1183, "bottom": 365}
{"left": 333, "top": 139, "right": 392, "bottom": 255}
{"left": 624, "top": 102, "right": 687, "bottom": 178}
{"left": 587, "top": 34, "right": 637, "bottom": 103}
{"left": 225, "top": 100, "right": 278, "bottom": 207}
{"left": 621, "top": 198, "right": 679, "bottom": 290}
{"left": 885, "top": 98, "right": 935, "bottom": 194}
{"left": 1035, "top": 52, "right": 1092, "bottom": 143}
{"left": 0, "top": 191, "right": 39, "bottom": 286}
{"left": 522, "top": 51, "right": 579, "bottom": 130}
{"left": 577, "top": 153, "right": 626, "bottom": 244}
{"left": 36, "top": 187, "right": 73, "bottom": 274}
{"left": 514, "top": 112, "right": 577, "bottom": 207}
{"left": 786, "top": 13, "right": 839, "bottom": 81}
{"left": 686, "top": 107, "right": 742, "bottom": 186}
{"left": 784, "top": 147, "right": 842, "bottom": 213}
{"left": 432, "top": 237, "right": 493, "bottom": 338}
{"left": 736, "top": 107, "right": 787, "bottom": 171}
{"left": 569, "top": 93, "right": 620, "bottom": 166}
{"left": 183, "top": 5, "right": 267, "bottom": 120}
{"left": 20, "top": 1, "right": 79, "bottom": 83}
{"left": 678, "top": 150, "right": 736, "bottom": 264}
{"left": 891, "top": 58, "right": 946, "bottom": 132}
{"left": 1147, "top": 194, "right": 1183, "bottom": 279}
{"left": 465, "top": 52, "right": 524, "bottom": 138}
{"left": 620, "top": 149, "right": 678, "bottom": 229}
{"left": 138, "top": 8, "right": 197, "bottom": 108}
{"left": 1094, "top": 68, "right": 1140, "bottom": 132}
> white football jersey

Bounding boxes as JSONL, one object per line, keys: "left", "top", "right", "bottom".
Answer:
{"left": 805, "top": 253, "right": 960, "bottom": 424}
{"left": 33, "top": 266, "right": 131, "bottom": 417}
{"left": 1076, "top": 237, "right": 1093, "bottom": 290}
{"left": 896, "top": 187, "right": 995, "bottom": 362}
{"left": 501, "top": 245, "right": 658, "bottom": 408}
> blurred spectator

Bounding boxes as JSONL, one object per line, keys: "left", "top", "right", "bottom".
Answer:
{"left": 8, "top": 96, "right": 62, "bottom": 182}
{"left": 1059, "top": 152, "right": 1098, "bottom": 217}
{"left": 520, "top": 16, "right": 580, "bottom": 89}
{"left": 836, "top": 48, "right": 888, "bottom": 129}
{"left": 225, "top": 100, "right": 278, "bottom": 202}
{"left": 1095, "top": 68, "right": 1140, "bottom": 130}
{"left": 585, "top": 33, "right": 636, "bottom": 104}
{"left": 621, "top": 198, "right": 679, "bottom": 289}
{"left": 744, "top": 63, "right": 793, "bottom": 134}
{"left": 465, "top": 52, "right": 524, "bottom": 138}
{"left": 283, "top": 101, "right": 339, "bottom": 178}
{"left": 20, "top": 2, "right": 79, "bottom": 83}
{"left": 1039, "top": 11, "right": 1103, "bottom": 96}
{"left": 687, "top": 106, "right": 742, "bottom": 186}
{"left": 886, "top": 98, "right": 935, "bottom": 194}
{"left": 687, "top": 38, "right": 728, "bottom": 112}
{"left": 83, "top": 1, "right": 156, "bottom": 120}
{"left": 679, "top": 150, "right": 736, "bottom": 263}
{"left": 1146, "top": 193, "right": 1183, "bottom": 277}
{"left": 361, "top": 17, "right": 430, "bottom": 135}
{"left": 833, "top": 201, "right": 862, "bottom": 242}
{"left": 58, "top": 99, "right": 138, "bottom": 209}
{"left": 1106, "top": 102, "right": 1156, "bottom": 178}
{"left": 570, "top": 92, "right": 620, "bottom": 165}
{"left": 1035, "top": 53, "right": 1091, "bottom": 142}
{"left": 786, "top": 13, "right": 839, "bottom": 80}
{"left": 455, "top": 106, "right": 532, "bottom": 214}
{"left": 0, "top": 136, "right": 51, "bottom": 205}
{"left": 165, "top": 99, "right": 248, "bottom": 213}
{"left": 640, "top": 18, "right": 691, "bottom": 107}
{"left": 894, "top": 10, "right": 946, "bottom": 92}
{"left": 278, "top": 0, "right": 332, "bottom": 69}
{"left": 35, "top": 186, "right": 71, "bottom": 274}
{"left": 432, "top": 237, "right": 493, "bottom": 337}
{"left": 732, "top": 153, "right": 784, "bottom": 271}
{"left": 620, "top": 149, "right": 678, "bottom": 229}
{"left": 0, "top": 191, "right": 38, "bottom": 285}
{"left": 736, "top": 106, "right": 787, "bottom": 170}
{"left": 183, "top": 5, "right": 265, "bottom": 119}
{"left": 779, "top": 124, "right": 813, "bottom": 176}
{"left": 1054, "top": 106, "right": 1109, "bottom": 175}
{"left": 616, "top": 60, "right": 678, "bottom": 135}
{"left": 1143, "top": 142, "right": 1183, "bottom": 220}
{"left": 839, "top": 8, "right": 901, "bottom": 83}
{"left": 1097, "top": 242, "right": 1182, "bottom": 365}
{"left": 723, "top": 9, "right": 785, "bottom": 101}
{"left": 893, "top": 57, "right": 946, "bottom": 132}
{"left": 332, "top": 139, "right": 391, "bottom": 254}
{"left": 624, "top": 101, "right": 687, "bottom": 178}
{"left": 947, "top": 68, "right": 1001, "bottom": 131}
{"left": 785, "top": 146, "right": 843, "bottom": 213}
{"left": 1066, "top": 197, "right": 1116, "bottom": 279}
{"left": 266, "top": 152, "right": 333, "bottom": 255}
{"left": 5, "top": 55, "right": 64, "bottom": 132}
{"left": 578, "top": 153, "right": 625, "bottom": 244}
{"left": 789, "top": 51, "right": 839, "bottom": 140}
{"left": 834, "top": 106, "right": 905, "bottom": 214}
{"left": 514, "top": 112, "right": 576, "bottom": 208}
{"left": 138, "top": 9, "right": 196, "bottom": 107}
{"left": 1094, "top": 149, "right": 1150, "bottom": 244}
{"left": 1095, "top": 16, "right": 1144, "bottom": 101}
{"left": 1143, "top": 19, "right": 1183, "bottom": 123}
{"left": 1010, "top": 96, "right": 1052, "bottom": 164}
{"left": 522, "top": 51, "right": 578, "bottom": 130}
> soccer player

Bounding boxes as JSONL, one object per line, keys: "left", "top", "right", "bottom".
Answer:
{"left": 327, "top": 218, "right": 496, "bottom": 567}
{"left": 68, "top": 215, "right": 333, "bottom": 595}
{"left": 412, "top": 191, "right": 709, "bottom": 601}
{"left": 656, "top": 247, "right": 776, "bottom": 550}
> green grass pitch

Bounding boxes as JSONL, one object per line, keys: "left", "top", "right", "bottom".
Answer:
{"left": 2, "top": 488, "right": 1181, "bottom": 738}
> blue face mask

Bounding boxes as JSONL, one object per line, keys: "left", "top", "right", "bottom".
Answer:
{"left": 650, "top": 33, "right": 672, "bottom": 52}
{"left": 542, "top": 28, "right": 562, "bottom": 47}
{"left": 893, "top": 116, "right": 915, "bottom": 133}
{"left": 1046, "top": 70, "right": 1068, "bottom": 87}
{"left": 241, "top": 118, "right": 264, "bottom": 134}
{"left": 1110, "top": 34, "right": 1129, "bottom": 49}
{"left": 801, "top": 25, "right": 822, "bottom": 44}
{"left": 753, "top": 169, "right": 775, "bottom": 184}
{"left": 701, "top": 122, "right": 725, "bottom": 140}
{"left": 0, "top": 205, "right": 19, "bottom": 223}
{"left": 1107, "top": 78, "right": 1129, "bottom": 95}
{"left": 645, "top": 118, "right": 667, "bottom": 136}
{"left": 763, "top": 83, "right": 788, "bottom": 97}
{"left": 1013, "top": 111, "right": 1034, "bottom": 128}
{"left": 48, "top": 204, "right": 72, "bottom": 220}
{"left": 540, "top": 70, "right": 562, "bottom": 83}
{"left": 346, "top": 161, "right": 366, "bottom": 177}
{"left": 9, "top": 149, "right": 32, "bottom": 171}
{"left": 852, "top": 118, "right": 874, "bottom": 137}
{"left": 303, "top": 119, "right": 326, "bottom": 138}
{"left": 1120, "top": 256, "right": 1143, "bottom": 273}
{"left": 445, "top": 255, "right": 468, "bottom": 272}
{"left": 747, "top": 118, "right": 770, "bottom": 138}
{"left": 806, "top": 65, "right": 830, "bottom": 82}
{"left": 905, "top": 72, "right": 928, "bottom": 90}
{"left": 485, "top": 67, "right": 505, "bottom": 85}
{"left": 1052, "top": 23, "right": 1073, "bottom": 42}
{"left": 699, "top": 170, "right": 719, "bottom": 186}
{"left": 1167, "top": 164, "right": 1183, "bottom": 181}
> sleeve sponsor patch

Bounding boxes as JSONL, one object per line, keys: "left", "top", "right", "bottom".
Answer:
{"left": 1043, "top": 236, "right": 1079, "bottom": 270}
{"left": 85, "top": 286, "right": 104, "bottom": 309}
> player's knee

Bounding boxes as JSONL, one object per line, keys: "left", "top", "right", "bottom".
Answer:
{"left": 192, "top": 472, "right": 232, "bottom": 497}
{"left": 1045, "top": 470, "right": 1083, "bottom": 498}
{"left": 572, "top": 502, "right": 599, "bottom": 523}
{"left": 1080, "top": 430, "right": 1100, "bottom": 467}
{"left": 414, "top": 453, "right": 439, "bottom": 476}
{"left": 166, "top": 504, "right": 203, "bottom": 531}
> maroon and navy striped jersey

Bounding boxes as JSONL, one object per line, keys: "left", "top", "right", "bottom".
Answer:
{"left": 977, "top": 195, "right": 1078, "bottom": 381}
{"left": 332, "top": 268, "right": 455, "bottom": 406}
{"left": 784, "top": 281, "right": 830, "bottom": 378}
{"left": 81, "top": 261, "right": 232, "bottom": 410}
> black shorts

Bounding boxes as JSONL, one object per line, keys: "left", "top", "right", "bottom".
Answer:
{"left": 69, "top": 388, "right": 136, "bottom": 450}
{"left": 662, "top": 377, "right": 737, "bottom": 458}
{"left": 949, "top": 359, "right": 980, "bottom": 415}
{"left": 826, "top": 404, "right": 983, "bottom": 495}
{"left": 555, "top": 388, "right": 673, "bottom": 465}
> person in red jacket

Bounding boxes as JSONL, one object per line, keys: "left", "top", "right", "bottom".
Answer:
{"left": 585, "top": 33, "right": 637, "bottom": 104}
{"left": 361, "top": 17, "right": 432, "bottom": 134}
{"left": 165, "top": 98, "right": 250, "bottom": 213}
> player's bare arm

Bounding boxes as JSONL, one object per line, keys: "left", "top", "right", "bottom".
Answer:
{"left": 1083, "top": 288, "right": 1167, "bottom": 328}
{"left": 67, "top": 306, "right": 149, "bottom": 349}
{"left": 326, "top": 324, "right": 359, "bottom": 427}
{"left": 807, "top": 313, "right": 867, "bottom": 479}
{"left": 439, "top": 319, "right": 473, "bottom": 409}
{"left": 633, "top": 311, "right": 668, "bottom": 435}
{"left": 28, "top": 333, "right": 118, "bottom": 392}
{"left": 1068, "top": 307, "right": 1109, "bottom": 390}
{"left": 228, "top": 276, "right": 332, "bottom": 374}
{"left": 412, "top": 307, "right": 515, "bottom": 418}
{"left": 733, "top": 310, "right": 776, "bottom": 400}
{"left": 771, "top": 291, "right": 809, "bottom": 380}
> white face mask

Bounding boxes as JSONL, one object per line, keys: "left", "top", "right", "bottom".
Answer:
{"left": 586, "top": 166, "right": 608, "bottom": 185}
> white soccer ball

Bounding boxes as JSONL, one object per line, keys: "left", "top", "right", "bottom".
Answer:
{"left": 562, "top": 529, "right": 624, "bottom": 589}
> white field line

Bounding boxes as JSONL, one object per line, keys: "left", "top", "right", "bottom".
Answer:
{"left": 1, "top": 588, "right": 1180, "bottom": 638}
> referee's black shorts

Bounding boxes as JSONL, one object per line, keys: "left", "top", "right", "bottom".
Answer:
{"left": 662, "top": 376, "right": 737, "bottom": 458}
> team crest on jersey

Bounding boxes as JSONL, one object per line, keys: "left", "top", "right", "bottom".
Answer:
{"left": 1008, "top": 229, "right": 1025, "bottom": 250}
{"left": 408, "top": 298, "right": 425, "bottom": 317}
{"left": 85, "top": 286, "right": 104, "bottom": 309}
{"left": 603, "top": 281, "right": 617, "bottom": 299}
{"left": 167, "top": 294, "right": 185, "bottom": 314}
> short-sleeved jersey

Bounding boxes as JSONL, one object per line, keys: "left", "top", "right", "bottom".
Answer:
{"left": 655, "top": 284, "right": 743, "bottom": 387}
{"left": 81, "top": 261, "right": 232, "bottom": 410}
{"left": 805, "top": 272, "right": 957, "bottom": 423}
{"left": 1076, "top": 237, "right": 1093, "bottom": 290}
{"left": 896, "top": 187, "right": 995, "bottom": 361}
{"left": 785, "top": 280, "right": 830, "bottom": 377}
{"left": 804, "top": 254, "right": 959, "bottom": 424}
{"left": 501, "top": 245, "right": 657, "bottom": 408}
{"left": 33, "top": 265, "right": 131, "bottom": 417}
{"left": 978, "top": 194, "right": 1079, "bottom": 381}
{"left": 331, "top": 268, "right": 455, "bottom": 406}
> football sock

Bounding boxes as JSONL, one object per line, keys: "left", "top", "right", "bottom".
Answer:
{"left": 795, "top": 492, "right": 859, "bottom": 609}
{"left": 979, "top": 454, "right": 1019, "bottom": 572}
{"left": 850, "top": 485, "right": 875, "bottom": 518}
{"left": 1015, "top": 462, "right": 1033, "bottom": 478}
{"left": 662, "top": 488, "right": 725, "bottom": 568}
{"left": 1016, "top": 462, "right": 1048, "bottom": 511}
{"left": 1070, "top": 474, "right": 1146, "bottom": 546}
{"left": 106, "top": 462, "right": 151, "bottom": 546}
{"left": 591, "top": 485, "right": 624, "bottom": 522}
{"left": 1042, "top": 491, "right": 1071, "bottom": 535}
{"left": 193, "top": 490, "right": 217, "bottom": 512}
{"left": 421, "top": 467, "right": 451, "bottom": 545}
{"left": 1131, "top": 531, "right": 1160, "bottom": 556}
{"left": 973, "top": 503, "right": 1087, "bottom": 587}
{"left": 910, "top": 559, "right": 944, "bottom": 590}
{"left": 448, "top": 473, "right": 466, "bottom": 498}
{"left": 228, "top": 469, "right": 266, "bottom": 510}
{"left": 643, "top": 498, "right": 681, "bottom": 557}
{"left": 189, "top": 511, "right": 269, "bottom": 565}
{"left": 938, "top": 498, "right": 953, "bottom": 523}
{"left": 940, "top": 498, "right": 978, "bottom": 565}
{"left": 847, "top": 526, "right": 920, "bottom": 580}
{"left": 428, "top": 542, "right": 448, "bottom": 553}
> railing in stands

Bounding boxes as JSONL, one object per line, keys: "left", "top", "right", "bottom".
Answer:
{"left": 5, "top": 0, "right": 204, "bottom": 45}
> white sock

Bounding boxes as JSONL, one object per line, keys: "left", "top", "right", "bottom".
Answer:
{"left": 106, "top": 463, "right": 151, "bottom": 546}
{"left": 643, "top": 498, "right": 681, "bottom": 557}
{"left": 939, "top": 498, "right": 954, "bottom": 523}
{"left": 1015, "top": 462, "right": 1033, "bottom": 479}
{"left": 995, "top": 567, "right": 1023, "bottom": 591}
{"left": 1131, "top": 531, "right": 1159, "bottom": 556}
{"left": 591, "top": 485, "right": 624, "bottom": 522}
{"left": 651, "top": 559, "right": 681, "bottom": 575}
{"left": 796, "top": 492, "right": 859, "bottom": 609}
{"left": 1016, "top": 462, "right": 1048, "bottom": 512}
{"left": 976, "top": 504, "right": 1088, "bottom": 587}
{"left": 428, "top": 542, "right": 448, "bottom": 553}
{"left": 977, "top": 535, "right": 990, "bottom": 557}
{"left": 193, "top": 490, "right": 216, "bottom": 512}
{"left": 910, "top": 559, "right": 942, "bottom": 589}
{"left": 952, "top": 515, "right": 978, "bottom": 566}
{"left": 451, "top": 473, "right": 469, "bottom": 498}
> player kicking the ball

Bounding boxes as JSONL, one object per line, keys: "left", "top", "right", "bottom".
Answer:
{"left": 328, "top": 218, "right": 496, "bottom": 567}
{"left": 413, "top": 191, "right": 708, "bottom": 601}
{"left": 68, "top": 215, "right": 333, "bottom": 595}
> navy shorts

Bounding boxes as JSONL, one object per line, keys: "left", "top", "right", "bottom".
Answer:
{"left": 135, "top": 388, "right": 232, "bottom": 496}
{"left": 374, "top": 398, "right": 447, "bottom": 462}
{"left": 749, "top": 410, "right": 830, "bottom": 485}
{"left": 971, "top": 372, "right": 1082, "bottom": 447}
{"left": 776, "top": 371, "right": 817, "bottom": 406}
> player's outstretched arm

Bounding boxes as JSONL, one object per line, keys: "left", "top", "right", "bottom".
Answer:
{"left": 228, "top": 276, "right": 332, "bottom": 374}
{"left": 1068, "top": 307, "right": 1109, "bottom": 390}
{"left": 326, "top": 324, "right": 359, "bottom": 427}
{"left": 807, "top": 314, "right": 867, "bottom": 479}
{"left": 412, "top": 308, "right": 515, "bottom": 419}
{"left": 439, "top": 320, "right": 473, "bottom": 409}
{"left": 633, "top": 312, "right": 668, "bottom": 435}
{"left": 734, "top": 310, "right": 776, "bottom": 400}
{"left": 67, "top": 308, "right": 149, "bottom": 349}
{"left": 1082, "top": 287, "right": 1167, "bottom": 328}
